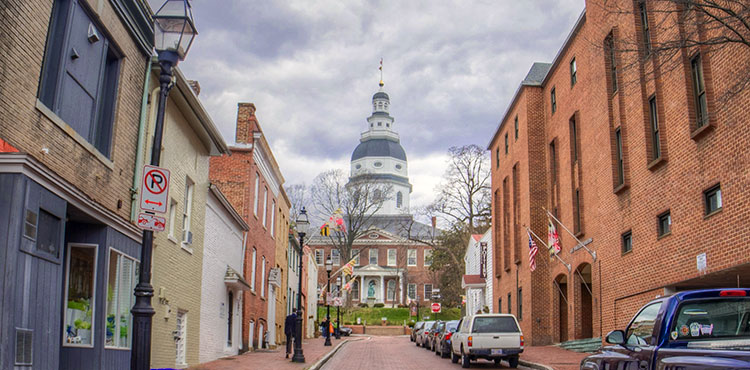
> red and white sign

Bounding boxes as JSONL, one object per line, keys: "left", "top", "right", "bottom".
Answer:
{"left": 139, "top": 165, "right": 170, "bottom": 213}
{"left": 431, "top": 303, "right": 441, "bottom": 313}
{"left": 137, "top": 213, "right": 166, "bottom": 232}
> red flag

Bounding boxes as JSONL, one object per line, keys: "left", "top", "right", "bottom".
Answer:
{"left": 548, "top": 216, "right": 561, "bottom": 255}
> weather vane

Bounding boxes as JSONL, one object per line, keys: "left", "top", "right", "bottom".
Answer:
{"left": 379, "top": 58, "right": 384, "bottom": 87}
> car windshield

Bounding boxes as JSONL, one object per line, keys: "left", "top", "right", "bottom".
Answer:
{"left": 446, "top": 321, "right": 459, "bottom": 332}
{"left": 671, "top": 298, "right": 750, "bottom": 343}
{"left": 472, "top": 316, "right": 520, "bottom": 333}
{"left": 415, "top": 322, "right": 424, "bottom": 329}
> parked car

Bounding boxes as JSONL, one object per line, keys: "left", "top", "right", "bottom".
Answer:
{"left": 580, "top": 288, "right": 750, "bottom": 370}
{"left": 435, "top": 320, "right": 460, "bottom": 358}
{"left": 451, "top": 314, "right": 524, "bottom": 368}
{"left": 340, "top": 326, "right": 352, "bottom": 336}
{"left": 427, "top": 321, "right": 445, "bottom": 351}
{"left": 417, "top": 320, "right": 436, "bottom": 347}
{"left": 411, "top": 321, "right": 424, "bottom": 342}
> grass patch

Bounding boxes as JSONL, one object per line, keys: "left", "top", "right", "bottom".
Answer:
{"left": 317, "top": 305, "right": 461, "bottom": 326}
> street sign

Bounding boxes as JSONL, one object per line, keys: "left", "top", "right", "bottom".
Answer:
{"left": 137, "top": 213, "right": 166, "bottom": 232}
{"left": 431, "top": 303, "right": 441, "bottom": 313}
{"left": 139, "top": 165, "right": 170, "bottom": 213}
{"left": 333, "top": 297, "right": 342, "bottom": 307}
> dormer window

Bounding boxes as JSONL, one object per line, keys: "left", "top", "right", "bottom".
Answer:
{"left": 378, "top": 122, "right": 382, "bottom": 126}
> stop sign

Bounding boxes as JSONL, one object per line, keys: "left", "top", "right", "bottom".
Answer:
{"left": 431, "top": 302, "right": 441, "bottom": 313}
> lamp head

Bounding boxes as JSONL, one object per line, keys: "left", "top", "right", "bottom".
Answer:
{"left": 153, "top": 0, "right": 197, "bottom": 61}
{"left": 325, "top": 257, "right": 333, "bottom": 271}
{"left": 296, "top": 206, "right": 309, "bottom": 237}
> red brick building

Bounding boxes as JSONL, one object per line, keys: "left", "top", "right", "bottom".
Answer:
{"left": 488, "top": 1, "right": 750, "bottom": 346}
{"left": 210, "top": 103, "right": 286, "bottom": 350}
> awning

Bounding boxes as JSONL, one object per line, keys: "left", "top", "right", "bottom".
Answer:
{"left": 462, "top": 274, "right": 486, "bottom": 289}
{"left": 225, "top": 266, "right": 251, "bottom": 291}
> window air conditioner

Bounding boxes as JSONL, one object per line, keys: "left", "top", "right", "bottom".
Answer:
{"left": 183, "top": 230, "right": 193, "bottom": 245}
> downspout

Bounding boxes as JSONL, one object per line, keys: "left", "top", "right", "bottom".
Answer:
{"left": 130, "top": 58, "right": 154, "bottom": 222}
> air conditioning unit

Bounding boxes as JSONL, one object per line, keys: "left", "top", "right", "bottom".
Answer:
{"left": 183, "top": 230, "right": 193, "bottom": 245}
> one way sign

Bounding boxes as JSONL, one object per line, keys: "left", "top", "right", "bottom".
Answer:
{"left": 139, "top": 165, "right": 170, "bottom": 213}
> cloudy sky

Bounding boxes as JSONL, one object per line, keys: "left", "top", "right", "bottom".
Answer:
{"left": 155, "top": 0, "right": 584, "bottom": 208}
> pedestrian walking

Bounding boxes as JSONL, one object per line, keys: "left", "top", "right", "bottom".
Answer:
{"left": 284, "top": 311, "right": 297, "bottom": 358}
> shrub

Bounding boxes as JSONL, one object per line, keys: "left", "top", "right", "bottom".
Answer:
{"left": 397, "top": 304, "right": 407, "bottom": 308}
{"left": 373, "top": 303, "right": 385, "bottom": 308}
{"left": 359, "top": 303, "right": 369, "bottom": 308}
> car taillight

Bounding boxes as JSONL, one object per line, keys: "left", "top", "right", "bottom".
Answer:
{"left": 445, "top": 333, "right": 452, "bottom": 340}
{"left": 720, "top": 290, "right": 747, "bottom": 297}
{"left": 520, "top": 335, "right": 524, "bottom": 348}
{"left": 468, "top": 336, "right": 473, "bottom": 347}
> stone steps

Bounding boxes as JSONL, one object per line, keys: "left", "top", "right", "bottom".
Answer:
{"left": 558, "top": 337, "right": 602, "bottom": 353}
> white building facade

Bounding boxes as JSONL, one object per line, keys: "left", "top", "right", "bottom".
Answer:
{"left": 199, "top": 186, "right": 250, "bottom": 363}
{"left": 305, "top": 251, "right": 318, "bottom": 338}
{"left": 463, "top": 229, "right": 493, "bottom": 315}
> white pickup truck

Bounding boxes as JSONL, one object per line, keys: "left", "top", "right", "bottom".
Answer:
{"left": 450, "top": 314, "right": 524, "bottom": 368}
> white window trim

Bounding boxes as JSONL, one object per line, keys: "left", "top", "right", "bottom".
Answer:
{"left": 315, "top": 249, "right": 324, "bottom": 265}
{"left": 270, "top": 200, "right": 276, "bottom": 238}
{"left": 262, "top": 187, "right": 268, "bottom": 228}
{"left": 104, "top": 247, "right": 140, "bottom": 350}
{"left": 407, "top": 283, "right": 416, "bottom": 300}
{"left": 369, "top": 249, "right": 378, "bottom": 265}
{"left": 331, "top": 249, "right": 340, "bottom": 265}
{"left": 407, "top": 249, "right": 417, "bottom": 266}
{"left": 168, "top": 199, "right": 177, "bottom": 242}
{"left": 261, "top": 256, "right": 266, "bottom": 297}
{"left": 424, "top": 249, "right": 432, "bottom": 267}
{"left": 251, "top": 248, "right": 257, "bottom": 292}
{"left": 387, "top": 249, "right": 396, "bottom": 266}
{"left": 253, "top": 173, "right": 260, "bottom": 217}
{"left": 424, "top": 284, "right": 432, "bottom": 301}
{"left": 182, "top": 178, "right": 195, "bottom": 249}
{"left": 352, "top": 249, "right": 360, "bottom": 266}
{"left": 62, "top": 243, "right": 98, "bottom": 348}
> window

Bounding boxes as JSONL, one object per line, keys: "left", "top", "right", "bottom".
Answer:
{"left": 39, "top": 0, "right": 121, "bottom": 157}
{"left": 615, "top": 127, "right": 624, "bottom": 186}
{"left": 549, "top": 141, "right": 557, "bottom": 181}
{"left": 331, "top": 249, "right": 340, "bottom": 265}
{"left": 570, "top": 58, "right": 577, "bottom": 86}
{"left": 408, "top": 284, "right": 416, "bottom": 300}
{"left": 105, "top": 249, "right": 138, "bottom": 348}
{"left": 670, "top": 298, "right": 750, "bottom": 341}
{"left": 351, "top": 249, "right": 360, "bottom": 266}
{"left": 352, "top": 280, "right": 359, "bottom": 300}
{"left": 505, "top": 133, "right": 509, "bottom": 154}
{"left": 574, "top": 189, "right": 581, "bottom": 234}
{"left": 64, "top": 244, "right": 97, "bottom": 346}
{"left": 175, "top": 311, "right": 187, "bottom": 365}
{"left": 387, "top": 280, "right": 396, "bottom": 301}
{"left": 373, "top": 161, "right": 383, "bottom": 168}
{"left": 424, "top": 284, "right": 432, "bottom": 301}
{"left": 570, "top": 117, "right": 578, "bottom": 163}
{"left": 262, "top": 187, "right": 268, "bottom": 228}
{"left": 315, "top": 249, "right": 324, "bottom": 265}
{"left": 606, "top": 33, "right": 618, "bottom": 93}
{"left": 168, "top": 199, "right": 177, "bottom": 238}
{"left": 270, "top": 200, "right": 276, "bottom": 237}
{"left": 551, "top": 88, "right": 556, "bottom": 114}
{"left": 407, "top": 249, "right": 417, "bottom": 266}
{"left": 514, "top": 116, "right": 519, "bottom": 140}
{"left": 251, "top": 248, "right": 257, "bottom": 291}
{"left": 517, "top": 288, "right": 523, "bottom": 321}
{"left": 507, "top": 293, "right": 511, "bottom": 314}
{"left": 227, "top": 291, "right": 234, "bottom": 346}
{"left": 424, "top": 249, "right": 432, "bottom": 267}
{"left": 649, "top": 96, "right": 661, "bottom": 160}
{"left": 183, "top": 178, "right": 194, "bottom": 244}
{"left": 498, "top": 298, "right": 502, "bottom": 313}
{"left": 396, "top": 192, "right": 403, "bottom": 208}
{"left": 387, "top": 249, "right": 396, "bottom": 266}
{"left": 622, "top": 230, "right": 632, "bottom": 254}
{"left": 704, "top": 184, "right": 722, "bottom": 215}
{"left": 369, "top": 248, "right": 378, "bottom": 265}
{"left": 658, "top": 211, "right": 671, "bottom": 236}
{"left": 260, "top": 256, "right": 266, "bottom": 297}
{"left": 626, "top": 302, "right": 662, "bottom": 346}
{"left": 691, "top": 54, "right": 708, "bottom": 128}
{"left": 496, "top": 147, "right": 499, "bottom": 168}
{"left": 253, "top": 173, "right": 259, "bottom": 216}
{"left": 639, "top": 2, "right": 651, "bottom": 54}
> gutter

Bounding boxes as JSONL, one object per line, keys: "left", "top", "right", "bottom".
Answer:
{"left": 130, "top": 58, "right": 153, "bottom": 222}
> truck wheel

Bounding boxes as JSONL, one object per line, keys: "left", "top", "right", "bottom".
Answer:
{"left": 451, "top": 349, "right": 459, "bottom": 363}
{"left": 435, "top": 345, "right": 440, "bottom": 356}
{"left": 461, "top": 348, "right": 471, "bottom": 368}
{"left": 494, "top": 358, "right": 501, "bottom": 366}
{"left": 508, "top": 356, "right": 519, "bottom": 368}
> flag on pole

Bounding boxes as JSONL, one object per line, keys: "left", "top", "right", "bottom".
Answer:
{"left": 548, "top": 216, "right": 561, "bottom": 255}
{"left": 302, "top": 245, "right": 312, "bottom": 255}
{"left": 343, "top": 276, "right": 356, "bottom": 292}
{"left": 333, "top": 256, "right": 356, "bottom": 278}
{"left": 319, "top": 284, "right": 327, "bottom": 301}
{"left": 322, "top": 209, "right": 346, "bottom": 233}
{"left": 527, "top": 230, "right": 538, "bottom": 272}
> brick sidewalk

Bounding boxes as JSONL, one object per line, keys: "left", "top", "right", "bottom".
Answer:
{"left": 188, "top": 336, "right": 353, "bottom": 370}
{"left": 520, "top": 345, "right": 589, "bottom": 370}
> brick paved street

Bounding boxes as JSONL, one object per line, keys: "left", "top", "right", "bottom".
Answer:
{"left": 321, "top": 336, "right": 534, "bottom": 370}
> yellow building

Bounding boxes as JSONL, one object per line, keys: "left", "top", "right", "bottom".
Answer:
{"left": 137, "top": 66, "right": 228, "bottom": 368}
{"left": 272, "top": 189, "right": 291, "bottom": 346}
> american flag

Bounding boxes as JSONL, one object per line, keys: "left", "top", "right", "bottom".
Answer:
{"left": 527, "top": 230, "right": 538, "bottom": 272}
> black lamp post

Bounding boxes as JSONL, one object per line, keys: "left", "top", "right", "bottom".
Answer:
{"left": 324, "top": 257, "right": 333, "bottom": 346}
{"left": 292, "top": 207, "right": 309, "bottom": 363}
{"left": 335, "top": 275, "right": 341, "bottom": 339}
{"left": 131, "top": 2, "right": 196, "bottom": 370}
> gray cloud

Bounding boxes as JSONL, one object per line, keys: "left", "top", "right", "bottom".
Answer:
{"left": 161, "top": 0, "right": 584, "bottom": 207}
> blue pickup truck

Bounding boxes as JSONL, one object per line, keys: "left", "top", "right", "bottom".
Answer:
{"left": 581, "top": 288, "right": 750, "bottom": 370}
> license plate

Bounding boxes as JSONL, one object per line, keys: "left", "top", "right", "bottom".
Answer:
{"left": 491, "top": 349, "right": 504, "bottom": 355}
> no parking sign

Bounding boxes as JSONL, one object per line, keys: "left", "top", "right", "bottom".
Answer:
{"left": 139, "top": 165, "right": 170, "bottom": 213}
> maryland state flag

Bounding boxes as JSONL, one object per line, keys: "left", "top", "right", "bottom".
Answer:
{"left": 547, "top": 216, "right": 562, "bottom": 256}
{"left": 343, "top": 276, "right": 357, "bottom": 292}
{"left": 336, "top": 256, "right": 356, "bottom": 277}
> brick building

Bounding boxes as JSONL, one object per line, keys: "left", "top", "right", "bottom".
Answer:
{"left": 488, "top": 0, "right": 750, "bottom": 346}
{"left": 0, "top": 0, "right": 152, "bottom": 368}
{"left": 210, "top": 103, "right": 286, "bottom": 351}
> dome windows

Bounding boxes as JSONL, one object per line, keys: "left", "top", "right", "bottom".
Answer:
{"left": 396, "top": 192, "right": 403, "bottom": 208}
{"left": 355, "top": 164, "right": 362, "bottom": 169}
{"left": 395, "top": 164, "right": 402, "bottom": 170}
{"left": 373, "top": 161, "right": 383, "bottom": 168}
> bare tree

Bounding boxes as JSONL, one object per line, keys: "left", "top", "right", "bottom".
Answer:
{"left": 597, "top": 0, "right": 750, "bottom": 103}
{"left": 430, "top": 145, "right": 491, "bottom": 234}
{"left": 284, "top": 183, "right": 307, "bottom": 224}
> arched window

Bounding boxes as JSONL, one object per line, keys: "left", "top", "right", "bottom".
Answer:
{"left": 396, "top": 192, "right": 403, "bottom": 208}
{"left": 387, "top": 280, "right": 396, "bottom": 301}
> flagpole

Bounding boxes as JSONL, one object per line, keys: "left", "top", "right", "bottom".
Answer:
{"left": 543, "top": 207, "right": 597, "bottom": 262}
{"left": 526, "top": 226, "right": 571, "bottom": 273}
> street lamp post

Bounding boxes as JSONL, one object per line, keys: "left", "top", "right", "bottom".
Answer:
{"left": 324, "top": 258, "right": 333, "bottom": 346}
{"left": 131, "top": 2, "right": 196, "bottom": 369}
{"left": 335, "top": 275, "right": 341, "bottom": 339}
{"left": 292, "top": 207, "right": 309, "bottom": 363}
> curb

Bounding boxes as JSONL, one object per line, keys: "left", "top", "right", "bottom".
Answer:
{"left": 519, "top": 359, "right": 555, "bottom": 370}
{"left": 308, "top": 337, "right": 369, "bottom": 370}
